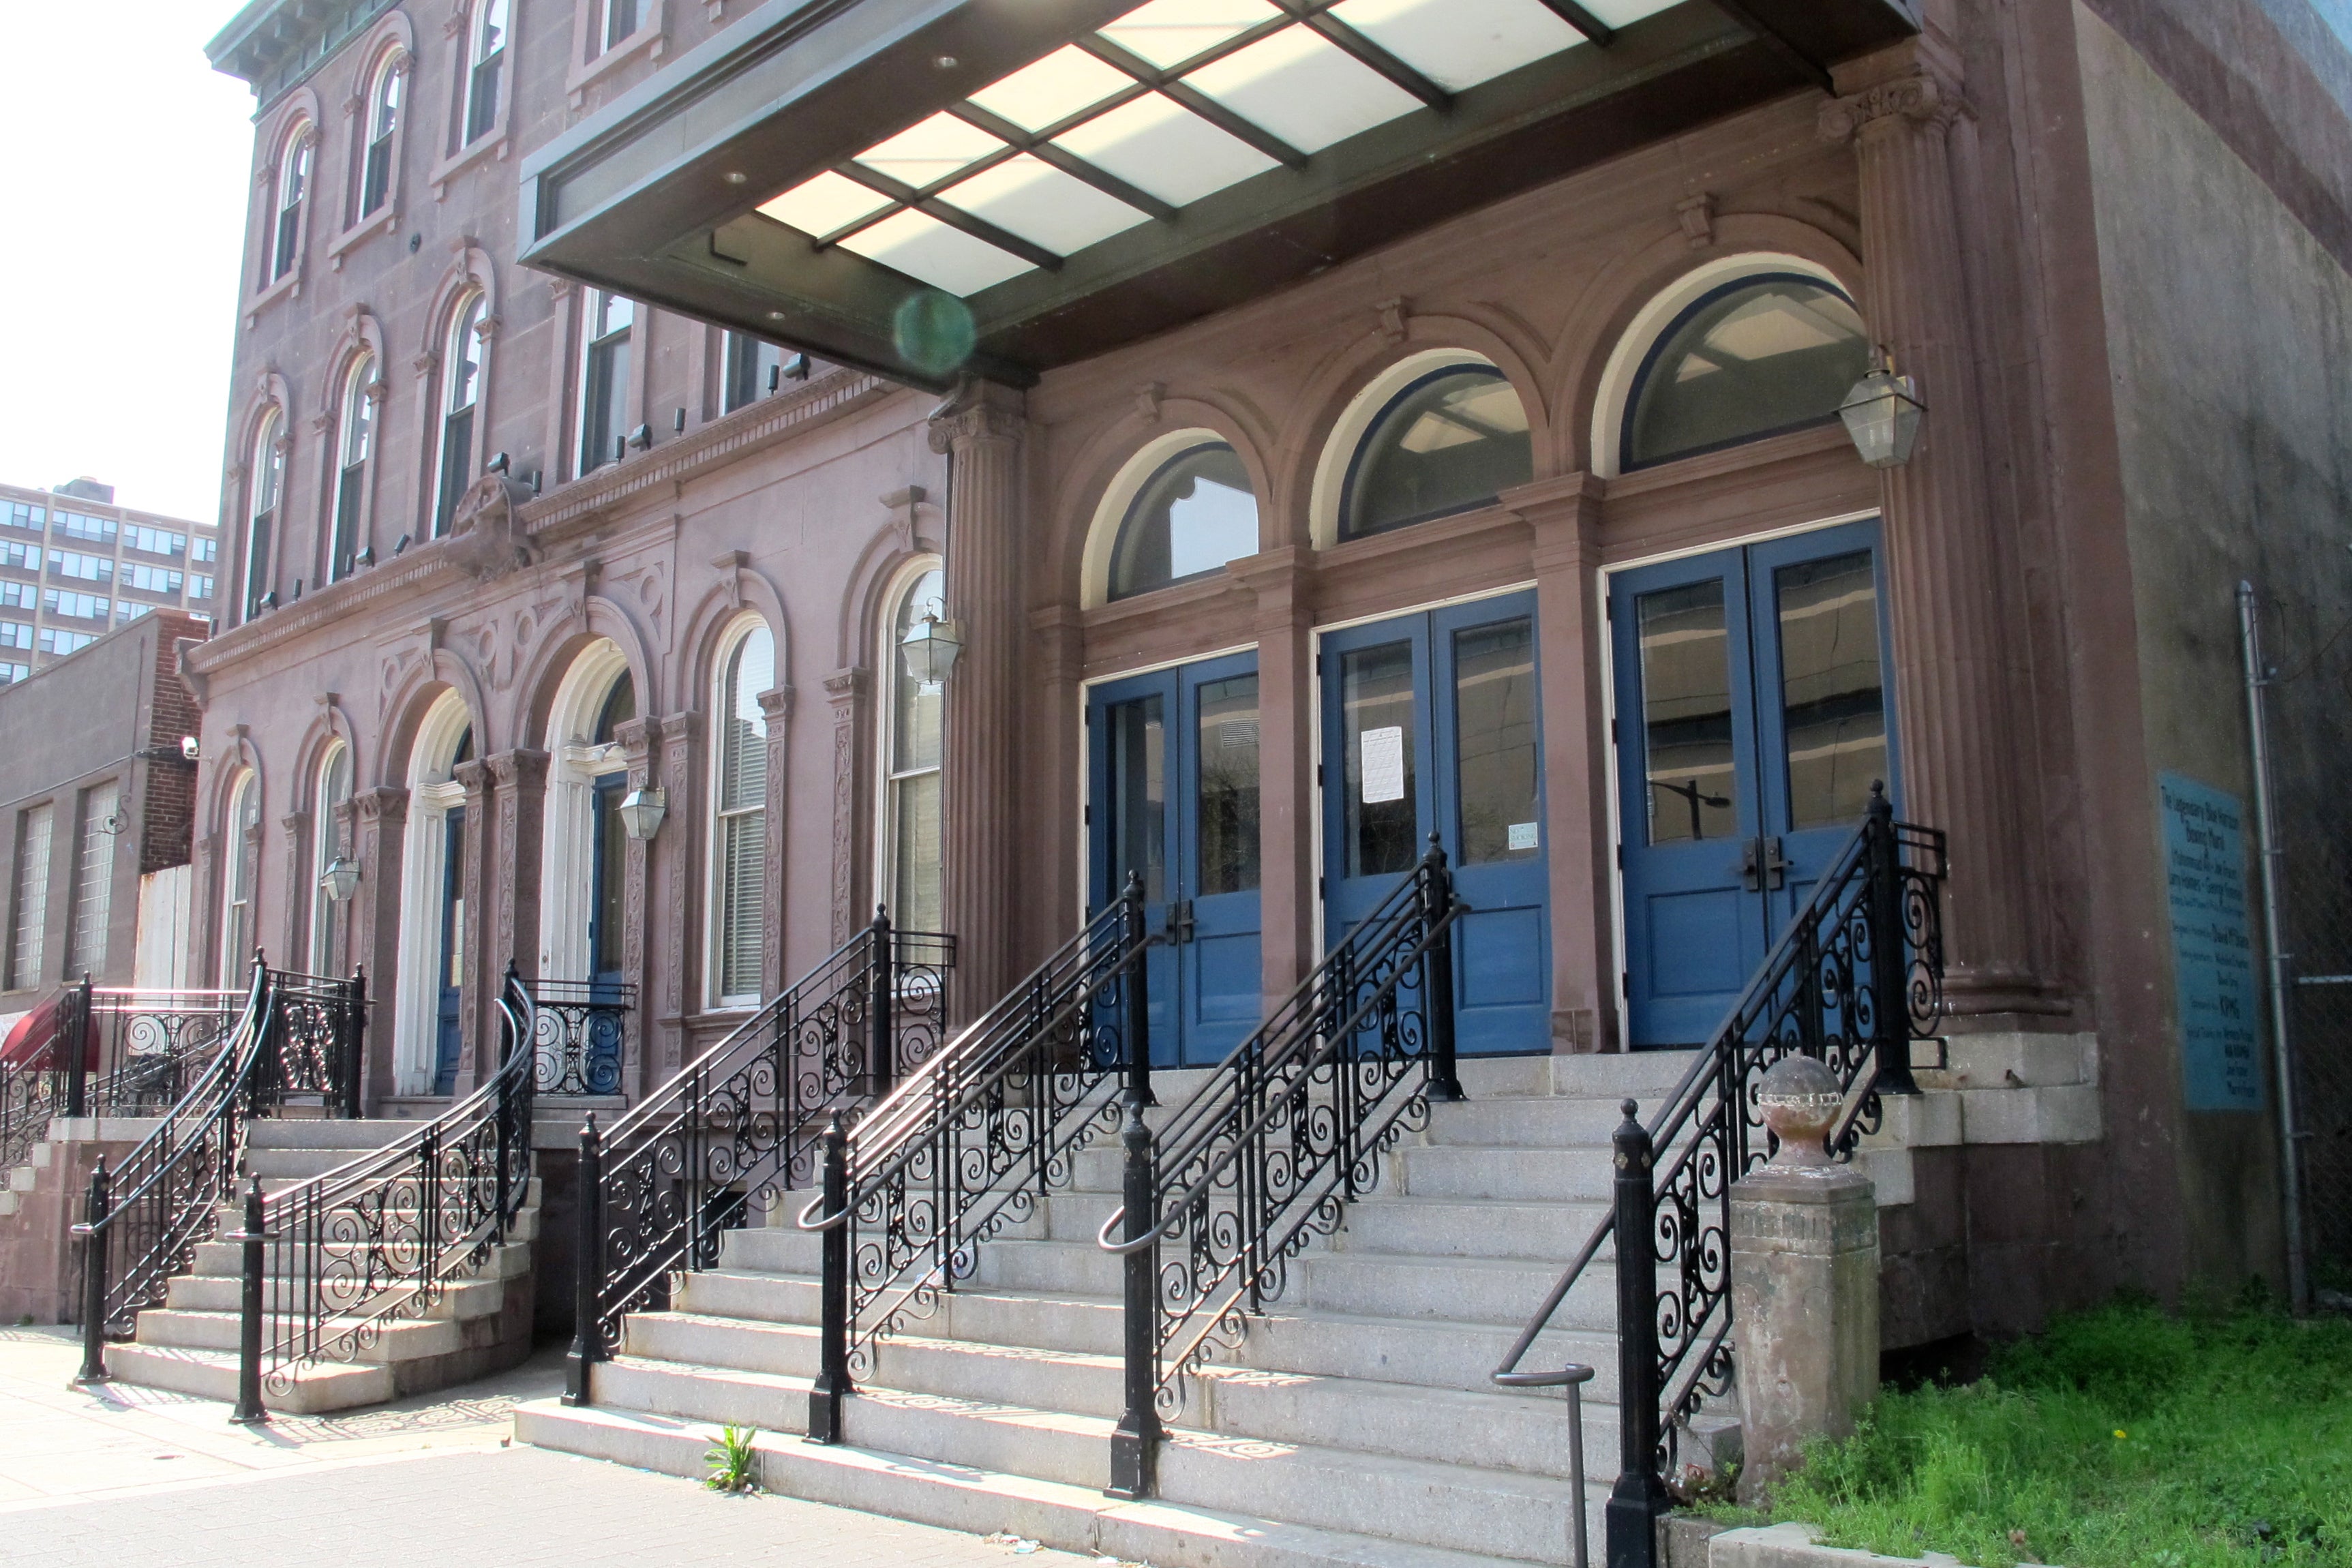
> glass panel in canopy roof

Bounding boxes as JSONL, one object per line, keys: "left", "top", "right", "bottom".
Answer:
{"left": 839, "top": 208, "right": 1034, "bottom": 296}
{"left": 1328, "top": 0, "right": 1586, "bottom": 93}
{"left": 1183, "top": 27, "right": 1421, "bottom": 155}
{"left": 967, "top": 44, "right": 1135, "bottom": 133}
{"left": 1099, "top": 0, "right": 1284, "bottom": 71}
{"left": 1052, "top": 91, "right": 1279, "bottom": 206}
{"left": 939, "top": 155, "right": 1153, "bottom": 255}
{"left": 1579, "top": 0, "right": 1683, "bottom": 25}
{"left": 758, "top": 170, "right": 892, "bottom": 236}
{"left": 854, "top": 111, "right": 1006, "bottom": 190}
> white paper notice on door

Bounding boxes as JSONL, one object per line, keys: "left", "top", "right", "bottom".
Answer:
{"left": 1507, "top": 821, "right": 1539, "bottom": 851}
{"left": 1360, "top": 726, "right": 1406, "bottom": 804}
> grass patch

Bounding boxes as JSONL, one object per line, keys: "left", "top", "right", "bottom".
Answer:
{"left": 1749, "top": 1296, "right": 2352, "bottom": 1567}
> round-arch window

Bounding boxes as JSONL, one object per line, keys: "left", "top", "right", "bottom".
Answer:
{"left": 1342, "top": 366, "right": 1531, "bottom": 541}
{"left": 1109, "top": 444, "right": 1258, "bottom": 601}
{"left": 593, "top": 671, "right": 635, "bottom": 745}
{"left": 1623, "top": 275, "right": 1869, "bottom": 471}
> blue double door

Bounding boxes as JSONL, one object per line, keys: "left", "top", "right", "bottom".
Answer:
{"left": 1610, "top": 521, "right": 1899, "bottom": 1047}
{"left": 1320, "top": 592, "right": 1552, "bottom": 1055}
{"left": 1087, "top": 652, "right": 1265, "bottom": 1067}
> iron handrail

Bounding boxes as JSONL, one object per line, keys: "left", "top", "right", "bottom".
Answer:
{"left": 1, "top": 984, "right": 247, "bottom": 1170}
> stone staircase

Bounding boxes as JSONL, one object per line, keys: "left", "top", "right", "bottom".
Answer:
{"left": 518, "top": 1051, "right": 1697, "bottom": 1568}
{"left": 106, "top": 1118, "right": 541, "bottom": 1413}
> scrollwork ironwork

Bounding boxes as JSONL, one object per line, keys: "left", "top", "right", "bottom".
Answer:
{"left": 527, "top": 980, "right": 633, "bottom": 1096}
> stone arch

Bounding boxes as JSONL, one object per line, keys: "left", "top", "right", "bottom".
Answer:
{"left": 676, "top": 560, "right": 791, "bottom": 719}
{"left": 512, "top": 591, "right": 658, "bottom": 747}
{"left": 1044, "top": 389, "right": 1276, "bottom": 608}
{"left": 378, "top": 647, "right": 492, "bottom": 790}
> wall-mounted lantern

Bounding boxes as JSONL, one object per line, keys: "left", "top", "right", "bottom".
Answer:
{"left": 899, "top": 602, "right": 963, "bottom": 691}
{"left": 618, "top": 787, "right": 668, "bottom": 841}
{"left": 1840, "top": 352, "right": 1927, "bottom": 469}
{"left": 320, "top": 854, "right": 361, "bottom": 903}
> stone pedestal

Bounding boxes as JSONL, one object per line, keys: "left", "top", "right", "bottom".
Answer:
{"left": 1731, "top": 1058, "right": 1880, "bottom": 1503}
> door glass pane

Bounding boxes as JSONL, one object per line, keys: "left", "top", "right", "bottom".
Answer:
{"left": 444, "top": 811, "right": 467, "bottom": 988}
{"left": 1636, "top": 581, "right": 1739, "bottom": 844}
{"left": 1104, "top": 696, "right": 1167, "bottom": 903}
{"left": 1775, "top": 550, "right": 1886, "bottom": 830}
{"left": 1196, "top": 675, "right": 1259, "bottom": 894}
{"left": 1342, "top": 642, "right": 1417, "bottom": 877}
{"left": 595, "top": 782, "right": 627, "bottom": 974}
{"left": 1453, "top": 618, "right": 1538, "bottom": 864}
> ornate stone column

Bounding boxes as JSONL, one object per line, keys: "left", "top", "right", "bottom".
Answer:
{"left": 487, "top": 749, "right": 550, "bottom": 984}
{"left": 1027, "top": 605, "right": 1084, "bottom": 966}
{"left": 614, "top": 715, "right": 658, "bottom": 1100}
{"left": 656, "top": 712, "right": 703, "bottom": 1077}
{"left": 1822, "top": 44, "right": 2042, "bottom": 1016}
{"left": 279, "top": 811, "right": 311, "bottom": 969}
{"left": 756, "top": 687, "right": 793, "bottom": 995}
{"left": 824, "top": 668, "right": 872, "bottom": 948}
{"left": 1229, "top": 548, "right": 1316, "bottom": 1010}
{"left": 929, "top": 381, "right": 1028, "bottom": 1016}
{"left": 451, "top": 758, "right": 492, "bottom": 1094}
{"left": 192, "top": 832, "right": 219, "bottom": 986}
{"left": 1506, "top": 474, "right": 1614, "bottom": 1052}
{"left": 350, "top": 786, "right": 407, "bottom": 1111}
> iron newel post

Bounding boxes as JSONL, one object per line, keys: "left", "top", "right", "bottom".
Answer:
{"left": 1421, "top": 835, "right": 1465, "bottom": 1103}
{"left": 1107, "top": 1097, "right": 1162, "bottom": 1500}
{"left": 809, "top": 1113, "right": 852, "bottom": 1444}
{"left": 72, "top": 1158, "right": 110, "bottom": 1384}
{"left": 1864, "top": 784, "right": 1920, "bottom": 1096}
{"left": 868, "top": 907, "right": 897, "bottom": 1096}
{"left": 228, "top": 1175, "right": 274, "bottom": 1425}
{"left": 1605, "top": 1100, "right": 1669, "bottom": 1568}
{"left": 564, "top": 1113, "right": 603, "bottom": 1407}
{"left": 1122, "top": 871, "right": 1154, "bottom": 1109}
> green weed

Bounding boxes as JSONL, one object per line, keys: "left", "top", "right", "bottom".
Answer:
{"left": 704, "top": 1424, "right": 761, "bottom": 1493}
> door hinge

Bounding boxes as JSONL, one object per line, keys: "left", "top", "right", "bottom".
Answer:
{"left": 1614, "top": 843, "right": 1623, "bottom": 870}
{"left": 1318, "top": 875, "right": 1327, "bottom": 901}
{"left": 1315, "top": 762, "right": 1324, "bottom": 787}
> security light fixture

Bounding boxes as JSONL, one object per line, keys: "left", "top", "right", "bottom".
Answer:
{"left": 674, "top": 408, "right": 687, "bottom": 434}
{"left": 618, "top": 787, "right": 667, "bottom": 841}
{"left": 1839, "top": 353, "right": 1926, "bottom": 469}
{"left": 180, "top": 735, "right": 200, "bottom": 763}
{"left": 393, "top": 534, "right": 411, "bottom": 556}
{"left": 899, "top": 601, "right": 963, "bottom": 691}
{"left": 320, "top": 854, "right": 361, "bottom": 903}
{"left": 487, "top": 451, "right": 509, "bottom": 473}
{"left": 627, "top": 423, "right": 653, "bottom": 450}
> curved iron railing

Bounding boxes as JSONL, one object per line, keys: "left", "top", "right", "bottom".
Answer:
{"left": 1, "top": 982, "right": 243, "bottom": 1171}
{"left": 239, "top": 964, "right": 539, "bottom": 1406}
{"left": 255, "top": 967, "right": 367, "bottom": 1118}
{"left": 1491, "top": 787, "right": 1945, "bottom": 1498}
{"left": 527, "top": 979, "right": 633, "bottom": 1096}
{"left": 1092, "top": 840, "right": 1464, "bottom": 1498}
{"left": 796, "top": 886, "right": 1151, "bottom": 1442}
{"left": 567, "top": 914, "right": 952, "bottom": 1401}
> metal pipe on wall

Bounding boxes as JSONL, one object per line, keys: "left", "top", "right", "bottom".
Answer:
{"left": 2238, "top": 579, "right": 2310, "bottom": 1313}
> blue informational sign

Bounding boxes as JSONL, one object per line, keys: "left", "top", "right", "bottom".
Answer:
{"left": 2158, "top": 772, "right": 2263, "bottom": 1111}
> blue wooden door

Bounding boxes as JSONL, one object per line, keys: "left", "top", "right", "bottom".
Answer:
{"left": 432, "top": 806, "right": 467, "bottom": 1095}
{"left": 1321, "top": 592, "right": 1550, "bottom": 1055}
{"left": 1612, "top": 521, "right": 1897, "bottom": 1047}
{"left": 583, "top": 774, "right": 629, "bottom": 1094}
{"left": 1087, "top": 652, "right": 1264, "bottom": 1066}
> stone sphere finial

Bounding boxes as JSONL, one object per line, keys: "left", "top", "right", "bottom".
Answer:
{"left": 1756, "top": 1055, "right": 1843, "bottom": 1167}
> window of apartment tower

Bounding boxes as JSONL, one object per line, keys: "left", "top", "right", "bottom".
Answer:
{"left": 882, "top": 566, "right": 945, "bottom": 933}
{"left": 722, "top": 334, "right": 802, "bottom": 414}
{"left": 712, "top": 618, "right": 774, "bottom": 1006}
{"left": 360, "top": 56, "right": 402, "bottom": 217}
{"left": 436, "top": 293, "right": 487, "bottom": 534}
{"left": 271, "top": 128, "right": 312, "bottom": 282}
{"left": 245, "top": 410, "right": 284, "bottom": 620}
{"left": 577, "top": 290, "right": 633, "bottom": 476}
{"left": 331, "top": 355, "right": 375, "bottom": 582}
{"left": 466, "top": 0, "right": 511, "bottom": 145}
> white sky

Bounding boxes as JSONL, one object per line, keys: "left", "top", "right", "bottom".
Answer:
{"left": 0, "top": 3, "right": 254, "bottom": 524}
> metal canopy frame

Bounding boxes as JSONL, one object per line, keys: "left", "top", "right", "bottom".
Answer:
{"left": 519, "top": 0, "right": 1918, "bottom": 390}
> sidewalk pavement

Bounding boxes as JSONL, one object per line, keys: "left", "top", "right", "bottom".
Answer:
{"left": 0, "top": 1327, "right": 1097, "bottom": 1568}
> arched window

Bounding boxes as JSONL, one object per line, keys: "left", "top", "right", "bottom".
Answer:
{"left": 712, "top": 621, "right": 774, "bottom": 1005}
{"left": 577, "top": 290, "right": 633, "bottom": 476}
{"left": 435, "top": 293, "right": 487, "bottom": 535}
{"left": 330, "top": 355, "right": 375, "bottom": 582}
{"left": 360, "top": 57, "right": 402, "bottom": 217}
{"left": 1109, "top": 442, "right": 1258, "bottom": 601}
{"left": 1342, "top": 365, "right": 1531, "bottom": 540}
{"left": 271, "top": 127, "right": 312, "bottom": 282}
{"left": 1621, "top": 275, "right": 1869, "bottom": 471}
{"left": 880, "top": 568, "right": 944, "bottom": 933}
{"left": 220, "top": 770, "right": 260, "bottom": 982}
{"left": 245, "top": 410, "right": 284, "bottom": 621}
{"left": 539, "top": 644, "right": 631, "bottom": 999}
{"left": 466, "top": 1, "right": 511, "bottom": 145}
{"left": 310, "top": 742, "right": 352, "bottom": 974}
{"left": 595, "top": 671, "right": 635, "bottom": 743}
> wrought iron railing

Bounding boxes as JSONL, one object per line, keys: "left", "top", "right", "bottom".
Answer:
{"left": 254, "top": 967, "right": 367, "bottom": 1118}
{"left": 1094, "top": 839, "right": 1465, "bottom": 1498}
{"left": 527, "top": 978, "right": 633, "bottom": 1096}
{"left": 796, "top": 884, "right": 1151, "bottom": 1442}
{"left": 224, "top": 965, "right": 539, "bottom": 1414}
{"left": 1491, "top": 787, "right": 1944, "bottom": 1559}
{"left": 567, "top": 913, "right": 952, "bottom": 1402}
{"left": 1, "top": 981, "right": 243, "bottom": 1171}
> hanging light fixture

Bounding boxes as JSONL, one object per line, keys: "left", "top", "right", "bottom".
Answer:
{"left": 320, "top": 854, "right": 361, "bottom": 903}
{"left": 618, "top": 786, "right": 667, "bottom": 841}
{"left": 1839, "top": 350, "right": 1927, "bottom": 469}
{"left": 899, "top": 601, "right": 964, "bottom": 691}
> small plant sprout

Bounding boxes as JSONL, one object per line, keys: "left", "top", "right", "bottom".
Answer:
{"left": 704, "top": 1424, "right": 759, "bottom": 1493}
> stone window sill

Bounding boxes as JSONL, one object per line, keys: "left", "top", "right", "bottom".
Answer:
{"left": 567, "top": 22, "right": 665, "bottom": 107}
{"left": 245, "top": 267, "right": 302, "bottom": 327}
{"left": 328, "top": 210, "right": 399, "bottom": 266}
{"left": 431, "top": 132, "right": 509, "bottom": 200}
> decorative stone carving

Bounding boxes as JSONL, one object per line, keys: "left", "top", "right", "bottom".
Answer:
{"left": 1755, "top": 1054, "right": 1844, "bottom": 1166}
{"left": 1374, "top": 297, "right": 1410, "bottom": 345}
{"left": 1133, "top": 382, "right": 1165, "bottom": 423}
{"left": 444, "top": 472, "right": 536, "bottom": 582}
{"left": 1676, "top": 192, "right": 1717, "bottom": 249}
{"left": 823, "top": 667, "right": 869, "bottom": 946}
{"left": 1817, "top": 70, "right": 1948, "bottom": 143}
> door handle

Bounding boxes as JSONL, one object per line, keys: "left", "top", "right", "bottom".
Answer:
{"left": 1165, "top": 901, "right": 1196, "bottom": 946}
{"left": 1739, "top": 838, "right": 1762, "bottom": 893}
{"left": 1761, "top": 836, "right": 1786, "bottom": 891}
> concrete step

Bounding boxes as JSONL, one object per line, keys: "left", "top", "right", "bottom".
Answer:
{"left": 1295, "top": 1252, "right": 1612, "bottom": 1329}
{"left": 187, "top": 1235, "right": 533, "bottom": 1281}
{"left": 673, "top": 1267, "right": 820, "bottom": 1325}
{"left": 164, "top": 1271, "right": 508, "bottom": 1320}
{"left": 205, "top": 1203, "right": 542, "bottom": 1246}
{"left": 1418, "top": 1098, "right": 1640, "bottom": 1149}
{"left": 590, "top": 1355, "right": 817, "bottom": 1436}
{"left": 247, "top": 1119, "right": 425, "bottom": 1151}
{"left": 715, "top": 1223, "right": 823, "bottom": 1276}
{"left": 133, "top": 1306, "right": 481, "bottom": 1363}
{"left": 622, "top": 1312, "right": 821, "bottom": 1378}
{"left": 106, "top": 1342, "right": 395, "bottom": 1414}
{"left": 1329, "top": 1197, "right": 1610, "bottom": 1262}
{"left": 1391, "top": 1145, "right": 1614, "bottom": 1202}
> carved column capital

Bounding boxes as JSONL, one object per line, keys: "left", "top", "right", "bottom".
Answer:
{"left": 823, "top": 667, "right": 870, "bottom": 705}
{"left": 755, "top": 685, "right": 795, "bottom": 724}
{"left": 1819, "top": 72, "right": 1948, "bottom": 142}
{"left": 353, "top": 784, "right": 409, "bottom": 826}
{"left": 452, "top": 757, "right": 491, "bottom": 801}
{"left": 926, "top": 380, "right": 1028, "bottom": 455}
{"left": 485, "top": 747, "right": 551, "bottom": 791}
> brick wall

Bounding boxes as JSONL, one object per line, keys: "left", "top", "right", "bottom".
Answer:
{"left": 139, "top": 615, "right": 207, "bottom": 875}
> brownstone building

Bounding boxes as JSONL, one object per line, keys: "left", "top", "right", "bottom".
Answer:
{"left": 170, "top": 0, "right": 2352, "bottom": 1543}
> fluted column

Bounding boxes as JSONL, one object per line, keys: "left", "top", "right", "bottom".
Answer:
{"left": 451, "top": 758, "right": 493, "bottom": 1092}
{"left": 929, "top": 382, "right": 1028, "bottom": 1017}
{"left": 1822, "top": 46, "right": 2042, "bottom": 1014}
{"left": 655, "top": 712, "right": 702, "bottom": 1074}
{"left": 350, "top": 786, "right": 406, "bottom": 1111}
{"left": 756, "top": 687, "right": 794, "bottom": 995}
{"left": 486, "top": 749, "right": 550, "bottom": 985}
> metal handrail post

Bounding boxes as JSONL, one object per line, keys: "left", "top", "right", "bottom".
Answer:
{"left": 564, "top": 1114, "right": 603, "bottom": 1406}
{"left": 1423, "top": 839, "right": 1465, "bottom": 1102}
{"left": 1106, "top": 1098, "right": 1162, "bottom": 1500}
{"left": 64, "top": 975, "right": 92, "bottom": 1119}
{"left": 869, "top": 908, "right": 896, "bottom": 1095}
{"left": 72, "top": 1159, "right": 110, "bottom": 1383}
{"left": 1865, "top": 786, "right": 1919, "bottom": 1096}
{"left": 1123, "top": 873, "right": 1154, "bottom": 1109}
{"left": 1604, "top": 1100, "right": 1667, "bottom": 1568}
{"left": 808, "top": 1114, "right": 852, "bottom": 1443}
{"left": 2240, "top": 581, "right": 2310, "bottom": 1314}
{"left": 343, "top": 966, "right": 368, "bottom": 1119}
{"left": 228, "top": 1176, "right": 272, "bottom": 1425}
{"left": 494, "top": 967, "right": 517, "bottom": 1246}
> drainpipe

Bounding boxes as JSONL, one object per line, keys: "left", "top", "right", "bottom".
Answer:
{"left": 2238, "top": 580, "right": 2309, "bottom": 1313}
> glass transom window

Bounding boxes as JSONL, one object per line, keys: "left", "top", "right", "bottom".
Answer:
{"left": 1111, "top": 443, "right": 1259, "bottom": 600}
{"left": 1623, "top": 275, "right": 1871, "bottom": 471}
{"left": 1342, "top": 365, "right": 1531, "bottom": 541}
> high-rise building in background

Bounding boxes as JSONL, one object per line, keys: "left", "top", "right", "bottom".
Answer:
{"left": 0, "top": 478, "right": 220, "bottom": 684}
